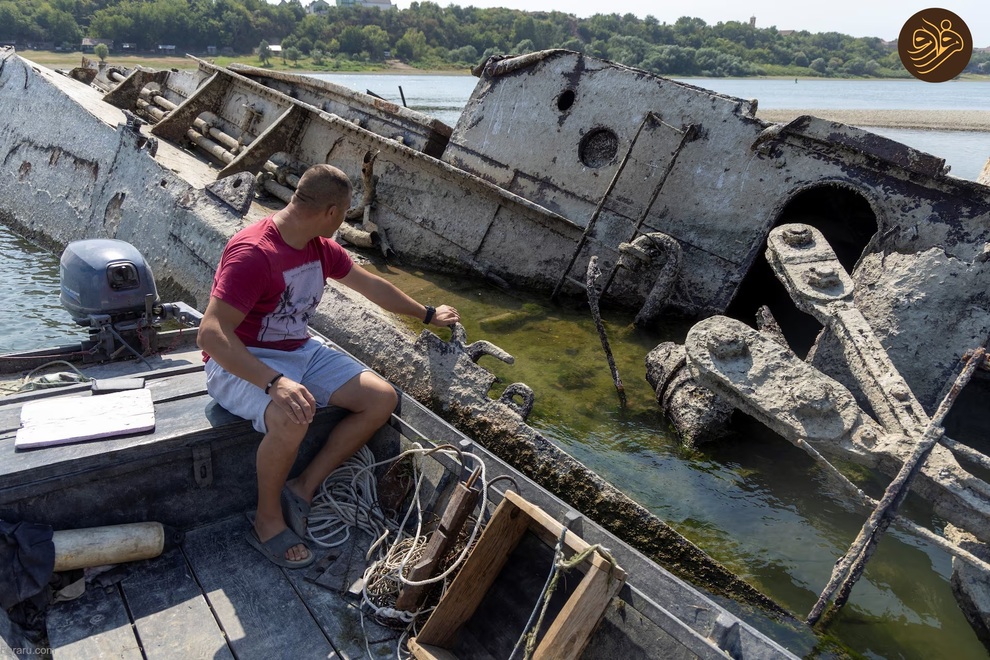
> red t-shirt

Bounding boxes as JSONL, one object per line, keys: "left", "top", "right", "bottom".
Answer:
{"left": 210, "top": 216, "right": 353, "bottom": 352}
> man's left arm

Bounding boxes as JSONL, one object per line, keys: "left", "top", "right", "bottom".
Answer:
{"left": 337, "top": 264, "right": 460, "bottom": 326}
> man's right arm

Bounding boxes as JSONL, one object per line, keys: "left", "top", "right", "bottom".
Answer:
{"left": 197, "top": 296, "right": 316, "bottom": 424}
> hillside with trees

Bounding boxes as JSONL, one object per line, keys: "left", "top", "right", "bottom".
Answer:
{"left": 2, "top": 0, "right": 988, "bottom": 78}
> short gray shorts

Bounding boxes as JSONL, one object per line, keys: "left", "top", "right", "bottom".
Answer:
{"left": 204, "top": 337, "right": 368, "bottom": 434}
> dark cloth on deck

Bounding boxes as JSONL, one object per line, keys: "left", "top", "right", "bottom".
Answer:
{"left": 0, "top": 520, "right": 54, "bottom": 609}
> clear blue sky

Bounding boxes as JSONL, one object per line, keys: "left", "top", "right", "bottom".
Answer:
{"left": 384, "top": 0, "right": 990, "bottom": 48}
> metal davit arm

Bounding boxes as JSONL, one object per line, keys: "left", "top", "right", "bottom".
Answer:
{"left": 762, "top": 222, "right": 990, "bottom": 528}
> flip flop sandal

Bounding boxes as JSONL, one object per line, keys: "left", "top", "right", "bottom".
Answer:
{"left": 244, "top": 526, "right": 315, "bottom": 569}
{"left": 281, "top": 485, "right": 311, "bottom": 539}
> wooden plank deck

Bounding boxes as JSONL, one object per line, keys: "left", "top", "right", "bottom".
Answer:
{"left": 48, "top": 514, "right": 398, "bottom": 659}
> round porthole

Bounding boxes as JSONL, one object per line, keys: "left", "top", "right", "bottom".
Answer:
{"left": 557, "top": 89, "right": 575, "bottom": 112}
{"left": 579, "top": 128, "right": 618, "bottom": 168}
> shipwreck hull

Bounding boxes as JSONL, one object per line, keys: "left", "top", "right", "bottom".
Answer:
{"left": 227, "top": 63, "right": 453, "bottom": 158}
{"left": 118, "top": 57, "right": 597, "bottom": 294}
{"left": 0, "top": 51, "right": 235, "bottom": 309}
{"left": 444, "top": 51, "right": 990, "bottom": 413}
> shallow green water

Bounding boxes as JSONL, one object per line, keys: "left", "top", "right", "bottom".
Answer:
{"left": 374, "top": 262, "right": 989, "bottom": 660}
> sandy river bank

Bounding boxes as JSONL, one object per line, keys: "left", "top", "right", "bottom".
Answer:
{"left": 757, "top": 108, "right": 990, "bottom": 132}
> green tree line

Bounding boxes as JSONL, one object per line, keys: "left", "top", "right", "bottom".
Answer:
{"left": 3, "top": 0, "right": 988, "bottom": 77}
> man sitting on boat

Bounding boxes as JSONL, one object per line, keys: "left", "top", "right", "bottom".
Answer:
{"left": 197, "top": 164, "right": 459, "bottom": 567}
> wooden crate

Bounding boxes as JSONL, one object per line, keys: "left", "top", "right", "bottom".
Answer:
{"left": 408, "top": 490, "right": 626, "bottom": 660}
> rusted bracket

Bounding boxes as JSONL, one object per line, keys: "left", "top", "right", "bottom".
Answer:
{"left": 219, "top": 103, "right": 310, "bottom": 178}
{"left": 762, "top": 223, "right": 990, "bottom": 537}
{"left": 685, "top": 316, "right": 875, "bottom": 458}
{"left": 448, "top": 323, "right": 514, "bottom": 366}
{"left": 767, "top": 224, "right": 990, "bottom": 476}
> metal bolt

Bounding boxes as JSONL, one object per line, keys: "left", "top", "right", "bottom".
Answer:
{"left": 854, "top": 427, "right": 878, "bottom": 447}
{"left": 707, "top": 327, "right": 748, "bottom": 360}
{"left": 793, "top": 380, "right": 835, "bottom": 416}
{"left": 781, "top": 226, "right": 813, "bottom": 247}
{"left": 805, "top": 266, "right": 840, "bottom": 289}
{"left": 890, "top": 384, "right": 911, "bottom": 401}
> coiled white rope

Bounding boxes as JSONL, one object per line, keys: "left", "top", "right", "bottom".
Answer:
{"left": 307, "top": 445, "right": 396, "bottom": 549}
{"left": 307, "top": 442, "right": 492, "bottom": 657}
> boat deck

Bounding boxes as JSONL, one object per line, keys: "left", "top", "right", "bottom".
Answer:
{"left": 45, "top": 515, "right": 399, "bottom": 659}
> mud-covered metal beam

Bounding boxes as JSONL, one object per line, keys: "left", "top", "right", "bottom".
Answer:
{"left": 103, "top": 68, "right": 171, "bottom": 111}
{"left": 151, "top": 71, "right": 232, "bottom": 143}
{"left": 685, "top": 315, "right": 990, "bottom": 543}
{"left": 219, "top": 104, "right": 310, "bottom": 178}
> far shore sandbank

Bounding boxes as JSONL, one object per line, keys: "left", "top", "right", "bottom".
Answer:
{"left": 757, "top": 109, "right": 990, "bottom": 132}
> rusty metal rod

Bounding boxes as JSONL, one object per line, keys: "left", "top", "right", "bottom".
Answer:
{"left": 185, "top": 128, "right": 233, "bottom": 164}
{"left": 192, "top": 118, "right": 241, "bottom": 153}
{"left": 585, "top": 256, "right": 626, "bottom": 408}
{"left": 345, "top": 150, "right": 379, "bottom": 221}
{"left": 807, "top": 347, "right": 985, "bottom": 627}
{"left": 138, "top": 88, "right": 177, "bottom": 111}
{"left": 136, "top": 99, "right": 167, "bottom": 122}
{"left": 261, "top": 177, "right": 294, "bottom": 204}
{"left": 793, "top": 436, "right": 990, "bottom": 578}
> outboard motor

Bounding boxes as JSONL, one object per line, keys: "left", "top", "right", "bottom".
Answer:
{"left": 59, "top": 239, "right": 200, "bottom": 361}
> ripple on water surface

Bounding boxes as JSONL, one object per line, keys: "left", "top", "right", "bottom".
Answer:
{"left": 0, "top": 228, "right": 81, "bottom": 353}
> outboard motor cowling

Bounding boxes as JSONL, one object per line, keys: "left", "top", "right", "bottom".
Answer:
{"left": 59, "top": 239, "right": 159, "bottom": 325}
{"left": 57, "top": 239, "right": 200, "bottom": 363}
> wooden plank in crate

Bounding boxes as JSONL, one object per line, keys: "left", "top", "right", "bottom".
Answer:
{"left": 413, "top": 494, "right": 531, "bottom": 648}
{"left": 411, "top": 490, "right": 626, "bottom": 660}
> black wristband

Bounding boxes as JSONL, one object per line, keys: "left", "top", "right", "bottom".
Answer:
{"left": 423, "top": 305, "right": 436, "bottom": 324}
{"left": 264, "top": 373, "right": 284, "bottom": 395}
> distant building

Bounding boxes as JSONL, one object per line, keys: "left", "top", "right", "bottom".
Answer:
{"left": 750, "top": 16, "right": 756, "bottom": 28}
{"left": 336, "top": 0, "right": 395, "bottom": 10}
{"left": 81, "top": 38, "right": 113, "bottom": 53}
{"left": 308, "top": 0, "right": 331, "bottom": 14}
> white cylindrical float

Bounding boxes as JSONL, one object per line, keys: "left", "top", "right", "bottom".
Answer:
{"left": 52, "top": 522, "right": 165, "bottom": 571}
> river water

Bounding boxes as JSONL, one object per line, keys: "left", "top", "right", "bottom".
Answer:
{"left": 3, "top": 74, "right": 990, "bottom": 659}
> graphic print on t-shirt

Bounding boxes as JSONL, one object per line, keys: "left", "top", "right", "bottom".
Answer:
{"left": 258, "top": 260, "right": 324, "bottom": 342}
